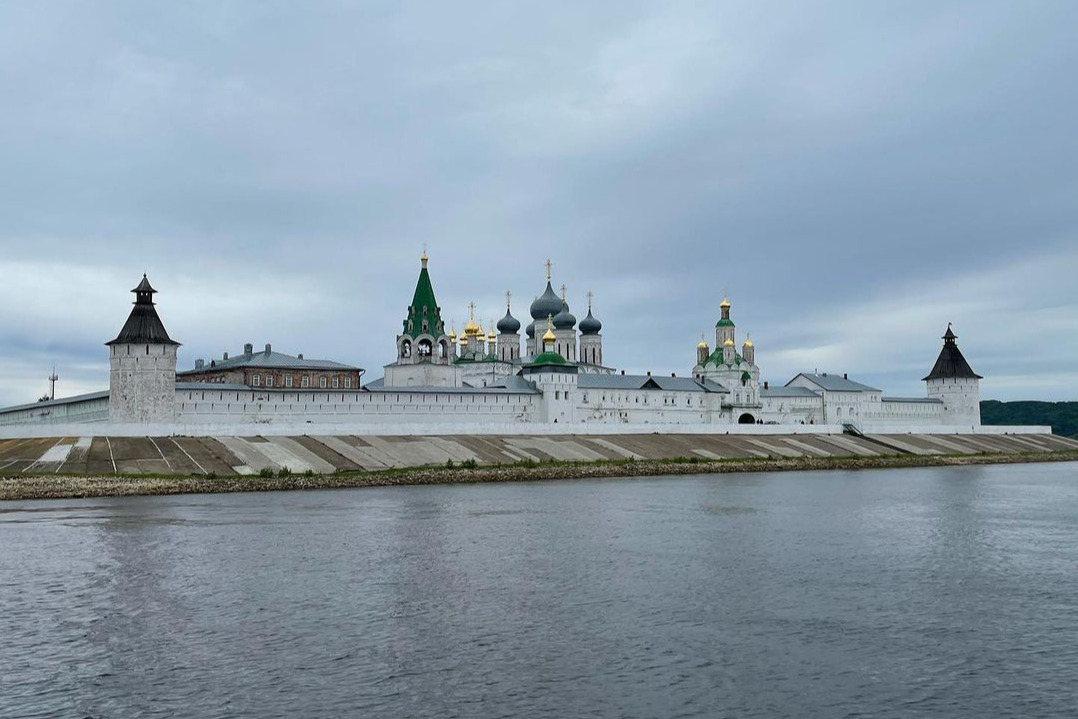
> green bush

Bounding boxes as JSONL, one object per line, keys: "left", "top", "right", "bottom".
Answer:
{"left": 445, "top": 459, "right": 455, "bottom": 469}
{"left": 277, "top": 466, "right": 291, "bottom": 478}
{"left": 461, "top": 458, "right": 478, "bottom": 469}
{"left": 258, "top": 467, "right": 274, "bottom": 478}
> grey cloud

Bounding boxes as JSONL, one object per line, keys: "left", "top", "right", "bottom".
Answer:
{"left": 1, "top": 0, "right": 1076, "bottom": 405}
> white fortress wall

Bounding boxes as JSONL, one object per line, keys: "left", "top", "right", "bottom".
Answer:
{"left": 0, "top": 393, "right": 110, "bottom": 426}
{"left": 176, "top": 386, "right": 541, "bottom": 424}
{"left": 0, "top": 421, "right": 1049, "bottom": 440}
{"left": 575, "top": 387, "right": 725, "bottom": 425}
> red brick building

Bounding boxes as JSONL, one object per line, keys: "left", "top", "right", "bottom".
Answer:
{"left": 177, "top": 343, "right": 364, "bottom": 390}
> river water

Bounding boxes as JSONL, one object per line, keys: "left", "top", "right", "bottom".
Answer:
{"left": 2, "top": 463, "right": 1077, "bottom": 718}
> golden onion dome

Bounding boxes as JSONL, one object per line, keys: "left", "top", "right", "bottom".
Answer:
{"left": 697, "top": 340, "right": 708, "bottom": 349}
{"left": 720, "top": 297, "right": 731, "bottom": 308}
{"left": 542, "top": 327, "right": 557, "bottom": 343}
{"left": 723, "top": 338, "right": 735, "bottom": 346}
{"left": 743, "top": 338, "right": 753, "bottom": 347}
{"left": 464, "top": 320, "right": 481, "bottom": 335}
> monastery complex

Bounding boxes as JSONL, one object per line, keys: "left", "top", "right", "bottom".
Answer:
{"left": 0, "top": 253, "right": 992, "bottom": 435}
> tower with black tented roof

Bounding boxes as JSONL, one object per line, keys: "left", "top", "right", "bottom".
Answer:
{"left": 106, "top": 274, "right": 181, "bottom": 423}
{"left": 923, "top": 324, "right": 982, "bottom": 426}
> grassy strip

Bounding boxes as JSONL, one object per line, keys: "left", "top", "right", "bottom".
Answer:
{"left": 2, "top": 451, "right": 1078, "bottom": 502}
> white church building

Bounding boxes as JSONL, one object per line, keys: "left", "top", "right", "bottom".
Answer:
{"left": 0, "top": 253, "right": 985, "bottom": 434}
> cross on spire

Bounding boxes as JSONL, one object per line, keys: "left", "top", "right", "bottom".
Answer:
{"left": 505, "top": 290, "right": 512, "bottom": 309}
{"left": 545, "top": 259, "right": 552, "bottom": 281}
{"left": 586, "top": 290, "right": 594, "bottom": 310}
{"left": 560, "top": 283, "right": 567, "bottom": 301}
{"left": 468, "top": 301, "right": 476, "bottom": 320}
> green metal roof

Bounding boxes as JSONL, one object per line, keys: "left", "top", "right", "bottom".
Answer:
{"left": 402, "top": 266, "right": 444, "bottom": 339}
{"left": 715, "top": 318, "right": 735, "bottom": 328}
{"left": 704, "top": 349, "right": 744, "bottom": 368}
{"left": 526, "top": 350, "right": 571, "bottom": 367}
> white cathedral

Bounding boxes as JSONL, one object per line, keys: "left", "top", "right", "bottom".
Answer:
{"left": 0, "top": 252, "right": 984, "bottom": 432}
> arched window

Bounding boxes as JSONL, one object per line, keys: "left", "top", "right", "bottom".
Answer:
{"left": 401, "top": 339, "right": 412, "bottom": 358}
{"left": 418, "top": 339, "right": 433, "bottom": 357}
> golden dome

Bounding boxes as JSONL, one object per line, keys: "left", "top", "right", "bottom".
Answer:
{"left": 723, "top": 338, "right": 735, "bottom": 346}
{"left": 464, "top": 320, "right": 481, "bottom": 335}
{"left": 697, "top": 340, "right": 708, "bottom": 349}
{"left": 720, "top": 297, "right": 731, "bottom": 308}
{"left": 743, "top": 337, "right": 753, "bottom": 348}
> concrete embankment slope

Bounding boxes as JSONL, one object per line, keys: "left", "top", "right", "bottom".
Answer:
{"left": 2, "top": 432, "right": 1077, "bottom": 477}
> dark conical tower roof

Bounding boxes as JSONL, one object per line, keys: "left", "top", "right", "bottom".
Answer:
{"left": 922, "top": 325, "right": 981, "bottom": 381}
{"left": 106, "top": 274, "right": 180, "bottom": 346}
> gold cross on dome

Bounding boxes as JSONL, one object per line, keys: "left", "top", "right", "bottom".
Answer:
{"left": 468, "top": 301, "right": 476, "bottom": 320}
{"left": 560, "top": 283, "right": 567, "bottom": 300}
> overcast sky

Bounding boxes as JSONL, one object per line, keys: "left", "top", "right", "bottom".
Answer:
{"left": 1, "top": 1, "right": 1076, "bottom": 407}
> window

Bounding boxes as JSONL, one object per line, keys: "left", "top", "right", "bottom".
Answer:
{"left": 332, "top": 377, "right": 340, "bottom": 388}
{"left": 252, "top": 375, "right": 261, "bottom": 387}
{"left": 301, "top": 376, "right": 310, "bottom": 388}
{"left": 344, "top": 378, "right": 352, "bottom": 388}
{"left": 266, "top": 376, "right": 274, "bottom": 388}
{"left": 319, "top": 377, "right": 328, "bottom": 388}
{"left": 285, "top": 375, "right": 293, "bottom": 388}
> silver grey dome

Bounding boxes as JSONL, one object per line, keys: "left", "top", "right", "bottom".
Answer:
{"left": 497, "top": 309, "right": 521, "bottom": 334}
{"left": 529, "top": 282, "right": 562, "bottom": 321}
{"left": 552, "top": 300, "right": 576, "bottom": 330}
{"left": 579, "top": 309, "right": 602, "bottom": 335}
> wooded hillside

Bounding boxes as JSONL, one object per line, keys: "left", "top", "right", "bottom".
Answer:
{"left": 981, "top": 401, "right": 1078, "bottom": 437}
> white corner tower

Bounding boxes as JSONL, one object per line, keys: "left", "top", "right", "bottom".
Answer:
{"left": 923, "top": 324, "right": 982, "bottom": 427}
{"left": 107, "top": 274, "right": 180, "bottom": 423}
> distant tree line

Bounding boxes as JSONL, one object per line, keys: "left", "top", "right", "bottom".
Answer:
{"left": 981, "top": 401, "right": 1078, "bottom": 437}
